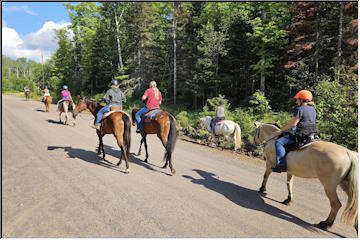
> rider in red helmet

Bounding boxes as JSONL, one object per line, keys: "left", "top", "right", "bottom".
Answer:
{"left": 272, "top": 89, "right": 318, "bottom": 173}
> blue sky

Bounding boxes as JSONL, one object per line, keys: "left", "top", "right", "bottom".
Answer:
{"left": 2, "top": 2, "right": 70, "bottom": 35}
{"left": 2, "top": 2, "right": 94, "bottom": 62}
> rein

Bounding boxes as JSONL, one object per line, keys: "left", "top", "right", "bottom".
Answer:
{"left": 255, "top": 126, "right": 280, "bottom": 146}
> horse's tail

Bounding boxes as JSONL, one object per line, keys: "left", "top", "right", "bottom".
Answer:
{"left": 234, "top": 123, "right": 242, "bottom": 151}
{"left": 122, "top": 113, "right": 131, "bottom": 158}
{"left": 166, "top": 114, "right": 177, "bottom": 156}
{"left": 341, "top": 150, "right": 358, "bottom": 226}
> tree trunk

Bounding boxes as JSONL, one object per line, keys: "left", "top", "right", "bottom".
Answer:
{"left": 315, "top": 10, "right": 320, "bottom": 82}
{"left": 336, "top": 2, "right": 343, "bottom": 81}
{"left": 260, "top": 7, "right": 266, "bottom": 93}
{"left": 173, "top": 2, "right": 178, "bottom": 105}
{"left": 114, "top": 7, "right": 125, "bottom": 70}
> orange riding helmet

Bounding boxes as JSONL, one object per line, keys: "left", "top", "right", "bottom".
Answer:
{"left": 294, "top": 90, "right": 313, "bottom": 101}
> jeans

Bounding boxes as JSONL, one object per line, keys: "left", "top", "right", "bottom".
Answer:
{"left": 275, "top": 135, "right": 296, "bottom": 168}
{"left": 95, "top": 105, "right": 111, "bottom": 125}
{"left": 135, "top": 106, "right": 149, "bottom": 130}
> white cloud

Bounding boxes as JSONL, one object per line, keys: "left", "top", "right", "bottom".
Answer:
{"left": 3, "top": 5, "right": 38, "bottom": 16}
{"left": 2, "top": 21, "right": 71, "bottom": 62}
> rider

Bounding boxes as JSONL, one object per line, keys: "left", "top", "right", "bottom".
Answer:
{"left": 42, "top": 86, "right": 50, "bottom": 102}
{"left": 272, "top": 89, "right": 318, "bottom": 173}
{"left": 58, "top": 85, "right": 74, "bottom": 111}
{"left": 210, "top": 100, "right": 226, "bottom": 134}
{"left": 135, "top": 81, "right": 162, "bottom": 133}
{"left": 24, "top": 86, "right": 30, "bottom": 92}
{"left": 92, "top": 79, "right": 126, "bottom": 130}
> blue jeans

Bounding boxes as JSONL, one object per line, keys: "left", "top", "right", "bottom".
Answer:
{"left": 135, "top": 106, "right": 149, "bottom": 130}
{"left": 95, "top": 105, "right": 111, "bottom": 125}
{"left": 275, "top": 135, "right": 296, "bottom": 168}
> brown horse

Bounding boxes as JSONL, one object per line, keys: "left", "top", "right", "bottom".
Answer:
{"left": 73, "top": 96, "right": 131, "bottom": 173}
{"left": 44, "top": 96, "right": 52, "bottom": 112}
{"left": 24, "top": 90, "right": 30, "bottom": 100}
{"left": 58, "top": 100, "right": 75, "bottom": 125}
{"left": 131, "top": 108, "right": 177, "bottom": 175}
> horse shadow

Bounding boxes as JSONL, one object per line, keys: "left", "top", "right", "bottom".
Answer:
{"left": 47, "top": 145, "right": 127, "bottom": 173}
{"left": 36, "top": 109, "right": 46, "bottom": 112}
{"left": 101, "top": 145, "right": 172, "bottom": 176}
{"left": 183, "top": 169, "right": 320, "bottom": 234}
{"left": 46, "top": 119, "right": 64, "bottom": 125}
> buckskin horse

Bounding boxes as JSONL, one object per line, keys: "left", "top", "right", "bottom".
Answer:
{"left": 44, "top": 96, "right": 52, "bottom": 112}
{"left": 58, "top": 99, "right": 76, "bottom": 126}
{"left": 131, "top": 108, "right": 177, "bottom": 175}
{"left": 253, "top": 122, "right": 358, "bottom": 232}
{"left": 73, "top": 96, "right": 131, "bottom": 173}
{"left": 24, "top": 89, "right": 30, "bottom": 100}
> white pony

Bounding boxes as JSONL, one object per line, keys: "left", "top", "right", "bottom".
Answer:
{"left": 199, "top": 116, "right": 241, "bottom": 151}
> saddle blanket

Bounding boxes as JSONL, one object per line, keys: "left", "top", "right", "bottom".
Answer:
{"left": 142, "top": 109, "right": 162, "bottom": 120}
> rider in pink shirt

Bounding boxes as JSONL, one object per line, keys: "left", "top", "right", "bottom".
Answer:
{"left": 135, "top": 81, "right": 162, "bottom": 133}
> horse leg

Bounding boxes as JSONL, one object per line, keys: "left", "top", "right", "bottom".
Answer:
{"left": 59, "top": 112, "right": 63, "bottom": 123}
{"left": 96, "top": 130, "right": 103, "bottom": 155}
{"left": 143, "top": 136, "right": 149, "bottom": 163}
{"left": 259, "top": 162, "right": 272, "bottom": 194}
{"left": 137, "top": 138, "right": 144, "bottom": 156}
{"left": 167, "top": 152, "right": 176, "bottom": 175}
{"left": 282, "top": 173, "right": 294, "bottom": 205}
{"left": 115, "top": 136, "right": 129, "bottom": 173}
{"left": 316, "top": 181, "right": 342, "bottom": 230}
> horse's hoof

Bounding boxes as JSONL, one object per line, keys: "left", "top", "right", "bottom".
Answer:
{"left": 315, "top": 221, "right": 330, "bottom": 230}
{"left": 171, "top": 169, "right": 176, "bottom": 175}
{"left": 137, "top": 152, "right": 141, "bottom": 156}
{"left": 282, "top": 198, "right": 292, "bottom": 206}
{"left": 144, "top": 159, "right": 148, "bottom": 163}
{"left": 124, "top": 169, "right": 130, "bottom": 174}
{"left": 259, "top": 186, "right": 266, "bottom": 194}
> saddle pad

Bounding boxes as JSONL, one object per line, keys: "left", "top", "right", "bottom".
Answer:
{"left": 102, "top": 110, "right": 124, "bottom": 120}
{"left": 143, "top": 109, "right": 162, "bottom": 120}
{"left": 285, "top": 139, "right": 321, "bottom": 155}
{"left": 216, "top": 120, "right": 224, "bottom": 125}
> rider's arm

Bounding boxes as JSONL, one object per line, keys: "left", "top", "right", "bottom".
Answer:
{"left": 142, "top": 94, "right": 147, "bottom": 101}
{"left": 281, "top": 116, "right": 299, "bottom": 133}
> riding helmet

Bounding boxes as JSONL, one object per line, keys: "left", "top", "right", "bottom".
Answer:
{"left": 294, "top": 90, "right": 312, "bottom": 101}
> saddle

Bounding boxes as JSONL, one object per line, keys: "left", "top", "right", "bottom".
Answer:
{"left": 141, "top": 109, "right": 162, "bottom": 123}
{"left": 284, "top": 133, "right": 321, "bottom": 155}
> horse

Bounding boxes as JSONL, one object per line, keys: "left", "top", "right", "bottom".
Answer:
{"left": 24, "top": 90, "right": 30, "bottom": 100}
{"left": 131, "top": 108, "right": 177, "bottom": 175}
{"left": 58, "top": 100, "right": 76, "bottom": 126}
{"left": 253, "top": 122, "right": 358, "bottom": 232}
{"left": 44, "top": 96, "right": 52, "bottom": 112}
{"left": 199, "top": 116, "right": 241, "bottom": 151}
{"left": 73, "top": 96, "right": 131, "bottom": 173}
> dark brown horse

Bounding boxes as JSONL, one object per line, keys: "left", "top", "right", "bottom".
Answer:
{"left": 73, "top": 96, "right": 131, "bottom": 173}
{"left": 131, "top": 108, "right": 177, "bottom": 175}
{"left": 44, "top": 96, "right": 52, "bottom": 112}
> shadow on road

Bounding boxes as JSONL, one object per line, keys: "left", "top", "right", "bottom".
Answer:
{"left": 46, "top": 119, "right": 64, "bottom": 125}
{"left": 47, "top": 145, "right": 127, "bottom": 173}
{"left": 36, "top": 109, "right": 46, "bottom": 112}
{"left": 47, "top": 145, "right": 171, "bottom": 176}
{"left": 183, "top": 169, "right": 320, "bottom": 234}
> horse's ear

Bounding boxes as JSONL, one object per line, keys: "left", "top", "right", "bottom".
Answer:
{"left": 254, "top": 121, "right": 261, "bottom": 128}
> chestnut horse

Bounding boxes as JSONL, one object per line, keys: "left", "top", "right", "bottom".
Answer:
{"left": 44, "top": 96, "right": 52, "bottom": 112}
{"left": 131, "top": 108, "right": 177, "bottom": 175}
{"left": 253, "top": 122, "right": 358, "bottom": 232}
{"left": 73, "top": 96, "right": 131, "bottom": 173}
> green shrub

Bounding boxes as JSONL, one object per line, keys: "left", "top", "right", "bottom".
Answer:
{"left": 248, "top": 90, "right": 271, "bottom": 117}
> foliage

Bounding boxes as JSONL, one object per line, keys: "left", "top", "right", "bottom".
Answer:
{"left": 248, "top": 90, "right": 271, "bottom": 116}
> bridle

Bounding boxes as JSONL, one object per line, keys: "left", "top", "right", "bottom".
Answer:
{"left": 254, "top": 125, "right": 280, "bottom": 146}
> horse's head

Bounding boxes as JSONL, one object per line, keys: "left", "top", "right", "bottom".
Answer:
{"left": 73, "top": 95, "right": 88, "bottom": 118}
{"left": 253, "top": 122, "right": 281, "bottom": 145}
{"left": 199, "top": 116, "right": 212, "bottom": 129}
{"left": 131, "top": 108, "right": 139, "bottom": 126}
